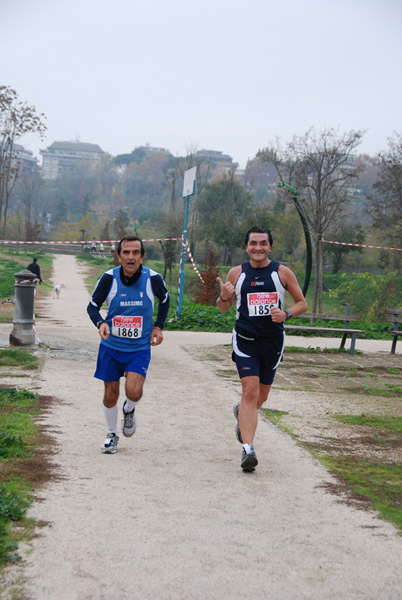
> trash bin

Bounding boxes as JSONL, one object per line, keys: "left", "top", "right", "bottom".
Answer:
{"left": 9, "top": 269, "right": 37, "bottom": 346}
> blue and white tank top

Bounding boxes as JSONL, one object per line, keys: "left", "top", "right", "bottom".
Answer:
{"left": 102, "top": 266, "right": 156, "bottom": 352}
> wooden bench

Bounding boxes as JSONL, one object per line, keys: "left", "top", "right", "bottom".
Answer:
{"left": 385, "top": 308, "right": 402, "bottom": 354}
{"left": 284, "top": 308, "right": 364, "bottom": 355}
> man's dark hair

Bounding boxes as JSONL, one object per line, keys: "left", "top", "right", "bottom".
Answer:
{"left": 117, "top": 235, "right": 145, "bottom": 257}
{"left": 32, "top": 257, "right": 38, "bottom": 263}
{"left": 244, "top": 226, "right": 273, "bottom": 246}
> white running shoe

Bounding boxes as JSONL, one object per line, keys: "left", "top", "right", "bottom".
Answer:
{"left": 101, "top": 433, "right": 119, "bottom": 454}
{"left": 233, "top": 403, "right": 243, "bottom": 444}
{"left": 121, "top": 401, "right": 136, "bottom": 437}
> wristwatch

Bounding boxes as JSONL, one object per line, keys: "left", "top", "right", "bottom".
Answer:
{"left": 284, "top": 310, "right": 292, "bottom": 321}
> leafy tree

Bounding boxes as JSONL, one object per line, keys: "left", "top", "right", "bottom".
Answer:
{"left": 53, "top": 197, "right": 69, "bottom": 225}
{"left": 257, "top": 127, "right": 365, "bottom": 313}
{"left": 0, "top": 86, "right": 46, "bottom": 235}
{"left": 53, "top": 213, "right": 95, "bottom": 241}
{"left": 79, "top": 193, "right": 93, "bottom": 217}
{"left": 198, "top": 170, "right": 252, "bottom": 265}
{"left": 121, "top": 152, "right": 172, "bottom": 219}
{"left": 329, "top": 272, "right": 400, "bottom": 321}
{"left": 324, "top": 223, "right": 366, "bottom": 273}
{"left": 113, "top": 208, "right": 130, "bottom": 239}
{"left": 114, "top": 146, "right": 149, "bottom": 166}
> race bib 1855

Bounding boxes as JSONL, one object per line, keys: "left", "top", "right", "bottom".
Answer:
{"left": 247, "top": 292, "right": 278, "bottom": 316}
{"left": 112, "top": 315, "right": 143, "bottom": 338}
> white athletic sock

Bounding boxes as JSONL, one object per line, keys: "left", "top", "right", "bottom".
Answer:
{"left": 103, "top": 404, "right": 118, "bottom": 434}
{"left": 123, "top": 398, "right": 140, "bottom": 414}
{"left": 243, "top": 443, "right": 254, "bottom": 454}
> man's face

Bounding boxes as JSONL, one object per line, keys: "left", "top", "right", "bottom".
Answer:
{"left": 245, "top": 233, "right": 271, "bottom": 264}
{"left": 118, "top": 240, "right": 143, "bottom": 277}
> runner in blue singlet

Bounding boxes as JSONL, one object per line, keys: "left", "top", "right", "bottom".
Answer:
{"left": 87, "top": 235, "right": 170, "bottom": 454}
{"left": 217, "top": 226, "right": 308, "bottom": 472}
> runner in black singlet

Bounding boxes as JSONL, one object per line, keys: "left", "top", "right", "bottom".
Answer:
{"left": 217, "top": 226, "right": 308, "bottom": 471}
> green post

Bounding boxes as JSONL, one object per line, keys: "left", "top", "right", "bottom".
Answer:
{"left": 178, "top": 195, "right": 190, "bottom": 316}
{"left": 177, "top": 167, "right": 197, "bottom": 317}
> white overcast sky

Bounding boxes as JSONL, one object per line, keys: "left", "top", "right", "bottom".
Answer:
{"left": 2, "top": 0, "right": 401, "bottom": 168}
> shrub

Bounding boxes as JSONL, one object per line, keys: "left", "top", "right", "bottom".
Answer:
{"left": 193, "top": 248, "right": 221, "bottom": 306}
{"left": 329, "top": 272, "right": 401, "bottom": 320}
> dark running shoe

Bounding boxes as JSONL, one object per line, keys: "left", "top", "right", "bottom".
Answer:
{"left": 233, "top": 403, "right": 243, "bottom": 444}
{"left": 241, "top": 446, "right": 258, "bottom": 471}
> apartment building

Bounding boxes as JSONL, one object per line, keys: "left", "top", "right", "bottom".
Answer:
{"left": 12, "top": 144, "right": 39, "bottom": 175}
{"left": 40, "top": 141, "right": 105, "bottom": 180}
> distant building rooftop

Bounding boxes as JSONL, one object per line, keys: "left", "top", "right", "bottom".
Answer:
{"left": 41, "top": 141, "right": 104, "bottom": 154}
{"left": 40, "top": 141, "right": 105, "bottom": 180}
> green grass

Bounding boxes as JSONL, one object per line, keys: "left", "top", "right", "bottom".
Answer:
{"left": 0, "top": 479, "right": 32, "bottom": 564}
{"left": 0, "top": 349, "right": 38, "bottom": 368}
{"left": 263, "top": 407, "right": 402, "bottom": 531}
{"left": 333, "top": 414, "right": 402, "bottom": 432}
{"left": 0, "top": 387, "right": 39, "bottom": 461}
{"left": 263, "top": 408, "right": 289, "bottom": 426}
{"left": 0, "top": 378, "right": 42, "bottom": 566}
{"left": 341, "top": 384, "right": 402, "bottom": 397}
{"left": 285, "top": 345, "right": 350, "bottom": 354}
{"left": 318, "top": 455, "right": 402, "bottom": 530}
{"left": 0, "top": 251, "right": 53, "bottom": 299}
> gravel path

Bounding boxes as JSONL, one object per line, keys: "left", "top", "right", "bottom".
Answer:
{"left": 4, "top": 255, "right": 402, "bottom": 599}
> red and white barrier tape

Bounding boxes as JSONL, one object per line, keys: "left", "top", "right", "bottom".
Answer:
{"left": 4, "top": 237, "right": 401, "bottom": 252}
{"left": 168, "top": 239, "right": 205, "bottom": 322}
{"left": 0, "top": 238, "right": 182, "bottom": 245}
{"left": 322, "top": 239, "right": 402, "bottom": 252}
{"left": 185, "top": 241, "right": 204, "bottom": 284}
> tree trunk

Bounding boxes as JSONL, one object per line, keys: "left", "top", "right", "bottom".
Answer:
{"left": 312, "top": 236, "right": 323, "bottom": 314}
{"left": 317, "top": 235, "right": 323, "bottom": 313}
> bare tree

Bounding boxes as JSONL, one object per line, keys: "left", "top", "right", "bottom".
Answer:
{"left": 369, "top": 132, "right": 402, "bottom": 243}
{"left": 162, "top": 165, "right": 183, "bottom": 287}
{"left": 0, "top": 86, "right": 47, "bottom": 235}
{"left": 16, "top": 169, "right": 43, "bottom": 240}
{"left": 257, "top": 127, "right": 365, "bottom": 313}
{"left": 198, "top": 168, "right": 251, "bottom": 265}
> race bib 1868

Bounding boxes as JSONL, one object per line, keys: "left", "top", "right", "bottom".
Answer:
{"left": 247, "top": 292, "right": 279, "bottom": 316}
{"left": 112, "top": 315, "right": 143, "bottom": 338}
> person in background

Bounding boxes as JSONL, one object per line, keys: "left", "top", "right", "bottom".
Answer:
{"left": 27, "top": 257, "right": 42, "bottom": 283}
{"left": 217, "top": 226, "right": 308, "bottom": 472}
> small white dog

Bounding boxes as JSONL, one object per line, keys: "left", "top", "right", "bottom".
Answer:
{"left": 53, "top": 284, "right": 65, "bottom": 299}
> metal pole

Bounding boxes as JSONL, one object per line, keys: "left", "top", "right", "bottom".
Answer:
{"left": 178, "top": 195, "right": 190, "bottom": 316}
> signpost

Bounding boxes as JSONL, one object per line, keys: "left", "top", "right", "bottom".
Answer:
{"left": 178, "top": 167, "right": 197, "bottom": 315}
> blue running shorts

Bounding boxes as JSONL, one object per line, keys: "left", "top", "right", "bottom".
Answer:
{"left": 94, "top": 344, "right": 151, "bottom": 382}
{"left": 232, "top": 328, "right": 285, "bottom": 385}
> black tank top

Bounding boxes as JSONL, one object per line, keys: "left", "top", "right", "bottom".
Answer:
{"left": 234, "top": 261, "right": 286, "bottom": 337}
